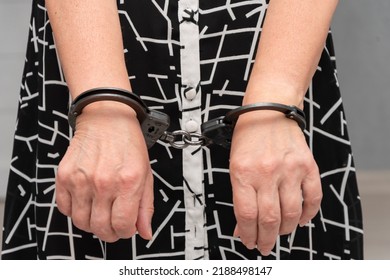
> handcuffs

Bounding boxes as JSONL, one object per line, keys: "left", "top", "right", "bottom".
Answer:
{"left": 68, "top": 87, "right": 306, "bottom": 149}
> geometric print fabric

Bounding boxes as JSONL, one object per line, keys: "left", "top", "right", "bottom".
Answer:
{"left": 1, "top": 0, "right": 363, "bottom": 259}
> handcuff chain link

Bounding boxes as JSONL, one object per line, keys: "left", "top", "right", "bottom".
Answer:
{"left": 162, "top": 130, "right": 208, "bottom": 149}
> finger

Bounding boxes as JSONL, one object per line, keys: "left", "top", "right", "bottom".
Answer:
{"left": 299, "top": 167, "right": 322, "bottom": 226}
{"left": 111, "top": 191, "right": 139, "bottom": 239}
{"left": 257, "top": 189, "right": 280, "bottom": 256}
{"left": 55, "top": 184, "right": 72, "bottom": 217}
{"left": 232, "top": 186, "right": 258, "bottom": 250}
{"left": 90, "top": 197, "right": 118, "bottom": 242}
{"left": 136, "top": 173, "right": 154, "bottom": 240}
{"left": 70, "top": 184, "right": 93, "bottom": 233}
{"left": 55, "top": 162, "right": 73, "bottom": 217}
{"left": 278, "top": 181, "right": 303, "bottom": 235}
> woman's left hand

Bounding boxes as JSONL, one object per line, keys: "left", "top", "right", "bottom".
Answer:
{"left": 229, "top": 109, "right": 322, "bottom": 256}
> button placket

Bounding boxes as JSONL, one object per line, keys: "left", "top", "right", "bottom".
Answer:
{"left": 178, "top": 0, "right": 207, "bottom": 260}
{"left": 183, "top": 85, "right": 199, "bottom": 134}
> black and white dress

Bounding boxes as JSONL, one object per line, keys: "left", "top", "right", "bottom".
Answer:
{"left": 1, "top": 0, "right": 363, "bottom": 260}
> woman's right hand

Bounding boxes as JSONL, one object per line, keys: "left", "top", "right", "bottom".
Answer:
{"left": 55, "top": 101, "right": 154, "bottom": 242}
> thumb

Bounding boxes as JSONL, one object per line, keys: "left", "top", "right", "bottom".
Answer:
{"left": 136, "top": 172, "right": 154, "bottom": 240}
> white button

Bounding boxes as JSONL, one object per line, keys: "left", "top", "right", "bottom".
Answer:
{"left": 185, "top": 120, "right": 199, "bottom": 133}
{"left": 185, "top": 88, "right": 197, "bottom": 100}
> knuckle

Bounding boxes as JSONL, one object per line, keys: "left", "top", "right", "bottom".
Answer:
{"left": 229, "top": 158, "right": 248, "bottom": 174}
{"left": 309, "top": 158, "right": 320, "bottom": 172}
{"left": 112, "top": 218, "right": 137, "bottom": 239}
{"left": 56, "top": 163, "right": 73, "bottom": 185}
{"left": 230, "top": 156, "right": 259, "bottom": 175}
{"left": 257, "top": 158, "right": 280, "bottom": 176}
{"left": 56, "top": 197, "right": 71, "bottom": 216}
{"left": 90, "top": 222, "right": 117, "bottom": 242}
{"left": 307, "top": 193, "right": 323, "bottom": 208}
{"left": 111, "top": 213, "right": 129, "bottom": 231}
{"left": 259, "top": 214, "right": 280, "bottom": 229}
{"left": 284, "top": 154, "right": 310, "bottom": 173}
{"left": 58, "top": 162, "right": 87, "bottom": 184}
{"left": 112, "top": 222, "right": 132, "bottom": 237}
{"left": 285, "top": 151, "right": 316, "bottom": 171}
{"left": 302, "top": 155, "right": 319, "bottom": 173}
{"left": 139, "top": 205, "right": 155, "bottom": 218}
{"left": 282, "top": 210, "right": 301, "bottom": 221}
{"left": 146, "top": 206, "right": 155, "bottom": 216}
{"left": 92, "top": 173, "right": 112, "bottom": 190}
{"left": 92, "top": 173, "right": 123, "bottom": 196}
{"left": 118, "top": 170, "right": 142, "bottom": 186}
{"left": 72, "top": 216, "right": 90, "bottom": 232}
{"left": 230, "top": 157, "right": 280, "bottom": 180}
{"left": 236, "top": 208, "right": 258, "bottom": 222}
{"left": 73, "top": 173, "right": 89, "bottom": 190}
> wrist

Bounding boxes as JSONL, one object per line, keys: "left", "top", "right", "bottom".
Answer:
{"left": 227, "top": 102, "right": 306, "bottom": 131}
{"left": 68, "top": 88, "right": 148, "bottom": 131}
{"left": 244, "top": 78, "right": 307, "bottom": 109}
{"left": 75, "top": 101, "right": 139, "bottom": 134}
{"left": 68, "top": 87, "right": 171, "bottom": 149}
{"left": 82, "top": 100, "right": 137, "bottom": 118}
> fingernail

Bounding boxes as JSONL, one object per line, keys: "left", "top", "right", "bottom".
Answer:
{"left": 147, "top": 226, "right": 153, "bottom": 240}
{"left": 260, "top": 249, "right": 271, "bottom": 256}
{"left": 299, "top": 220, "right": 309, "bottom": 227}
{"left": 247, "top": 244, "right": 256, "bottom": 250}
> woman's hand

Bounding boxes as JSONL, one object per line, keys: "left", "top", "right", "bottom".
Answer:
{"left": 56, "top": 101, "right": 154, "bottom": 242}
{"left": 229, "top": 0, "right": 338, "bottom": 256}
{"left": 229, "top": 110, "right": 322, "bottom": 256}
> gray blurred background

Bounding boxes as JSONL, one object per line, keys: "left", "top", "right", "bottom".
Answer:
{"left": 1, "top": 0, "right": 389, "bottom": 259}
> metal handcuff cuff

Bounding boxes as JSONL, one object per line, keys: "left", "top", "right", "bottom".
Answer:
{"left": 68, "top": 88, "right": 306, "bottom": 149}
